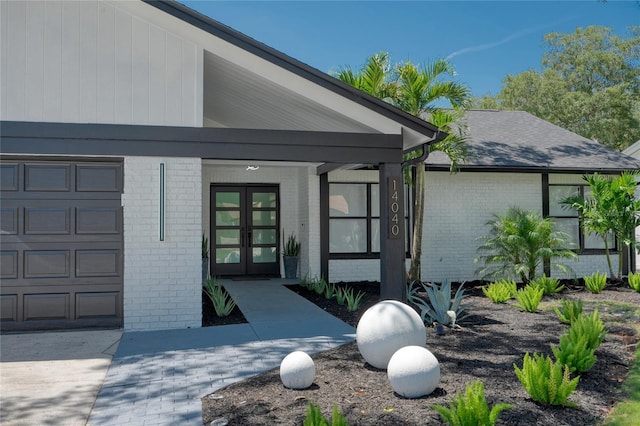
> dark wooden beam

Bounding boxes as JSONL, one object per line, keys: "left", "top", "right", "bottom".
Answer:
{"left": 379, "top": 162, "right": 406, "bottom": 301}
{"left": 0, "top": 121, "right": 403, "bottom": 165}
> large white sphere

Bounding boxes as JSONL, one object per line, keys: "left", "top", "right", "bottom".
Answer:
{"left": 387, "top": 346, "right": 440, "bottom": 398}
{"left": 279, "top": 351, "right": 315, "bottom": 389}
{"left": 356, "top": 300, "right": 426, "bottom": 369}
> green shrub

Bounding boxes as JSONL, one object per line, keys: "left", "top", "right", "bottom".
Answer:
{"left": 531, "top": 275, "right": 565, "bottom": 296}
{"left": 407, "top": 280, "right": 469, "bottom": 326}
{"left": 431, "top": 380, "right": 512, "bottom": 426}
{"left": 342, "top": 287, "right": 365, "bottom": 312}
{"left": 303, "top": 402, "right": 349, "bottom": 426}
{"left": 552, "top": 333, "right": 597, "bottom": 374}
{"left": 514, "top": 352, "right": 579, "bottom": 406}
{"left": 514, "top": 285, "right": 544, "bottom": 313}
{"left": 324, "top": 282, "right": 337, "bottom": 300}
{"left": 203, "top": 277, "right": 236, "bottom": 317}
{"left": 584, "top": 271, "right": 607, "bottom": 294}
{"left": 568, "top": 309, "right": 606, "bottom": 352}
{"left": 629, "top": 271, "right": 640, "bottom": 292}
{"left": 554, "top": 298, "right": 583, "bottom": 324}
{"left": 335, "top": 287, "right": 347, "bottom": 305}
{"left": 482, "top": 280, "right": 517, "bottom": 303}
{"left": 311, "top": 277, "right": 328, "bottom": 295}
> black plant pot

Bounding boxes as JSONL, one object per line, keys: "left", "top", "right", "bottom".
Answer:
{"left": 283, "top": 256, "right": 299, "bottom": 279}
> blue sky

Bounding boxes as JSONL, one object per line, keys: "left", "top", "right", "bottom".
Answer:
{"left": 180, "top": 1, "right": 639, "bottom": 97}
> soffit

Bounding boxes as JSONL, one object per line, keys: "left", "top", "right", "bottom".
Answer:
{"left": 127, "top": 1, "right": 440, "bottom": 150}
{"left": 203, "top": 52, "right": 375, "bottom": 132}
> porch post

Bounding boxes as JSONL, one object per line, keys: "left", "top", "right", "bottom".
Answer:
{"left": 379, "top": 162, "right": 406, "bottom": 301}
{"left": 320, "top": 173, "right": 330, "bottom": 282}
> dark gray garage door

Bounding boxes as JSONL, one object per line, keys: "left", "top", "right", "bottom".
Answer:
{"left": 1, "top": 158, "right": 123, "bottom": 331}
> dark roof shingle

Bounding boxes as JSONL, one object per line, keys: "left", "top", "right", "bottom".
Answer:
{"left": 426, "top": 110, "right": 640, "bottom": 172}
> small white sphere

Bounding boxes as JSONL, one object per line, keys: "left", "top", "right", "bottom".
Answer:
{"left": 279, "top": 351, "right": 315, "bottom": 389}
{"left": 356, "top": 300, "right": 426, "bottom": 369}
{"left": 387, "top": 346, "right": 440, "bottom": 398}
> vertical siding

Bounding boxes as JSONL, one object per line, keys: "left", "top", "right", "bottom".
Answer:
{"left": 1, "top": 0, "right": 201, "bottom": 127}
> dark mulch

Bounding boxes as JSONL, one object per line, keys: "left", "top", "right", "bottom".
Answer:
{"left": 202, "top": 290, "right": 248, "bottom": 327}
{"left": 202, "top": 281, "right": 640, "bottom": 425}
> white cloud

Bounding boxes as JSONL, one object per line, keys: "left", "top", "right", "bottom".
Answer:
{"left": 445, "top": 18, "right": 574, "bottom": 61}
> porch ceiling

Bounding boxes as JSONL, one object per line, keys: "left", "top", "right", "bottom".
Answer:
{"left": 203, "top": 51, "right": 378, "bottom": 133}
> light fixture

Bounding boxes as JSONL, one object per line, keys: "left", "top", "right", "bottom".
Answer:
{"left": 159, "top": 163, "right": 166, "bottom": 241}
{"left": 246, "top": 165, "right": 260, "bottom": 171}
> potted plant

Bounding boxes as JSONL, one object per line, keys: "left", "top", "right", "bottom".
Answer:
{"left": 202, "top": 234, "right": 209, "bottom": 283}
{"left": 283, "top": 231, "right": 301, "bottom": 279}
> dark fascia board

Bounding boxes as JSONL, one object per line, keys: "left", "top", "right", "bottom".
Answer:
{"left": 146, "top": 0, "right": 440, "bottom": 141}
{"left": 0, "top": 121, "right": 404, "bottom": 164}
{"left": 424, "top": 164, "right": 632, "bottom": 174}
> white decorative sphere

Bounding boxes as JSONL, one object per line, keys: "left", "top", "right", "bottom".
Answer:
{"left": 387, "top": 346, "right": 440, "bottom": 398}
{"left": 356, "top": 300, "right": 426, "bottom": 369}
{"left": 279, "top": 351, "right": 315, "bottom": 389}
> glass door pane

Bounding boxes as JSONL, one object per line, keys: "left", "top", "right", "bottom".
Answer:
{"left": 248, "top": 189, "right": 279, "bottom": 275}
{"left": 211, "top": 187, "right": 246, "bottom": 275}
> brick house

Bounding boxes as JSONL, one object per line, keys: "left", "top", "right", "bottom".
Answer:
{"left": 1, "top": 0, "right": 638, "bottom": 332}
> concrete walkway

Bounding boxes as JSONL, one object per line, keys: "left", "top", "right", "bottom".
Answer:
{"left": 88, "top": 279, "right": 355, "bottom": 425}
{"left": 0, "top": 329, "right": 122, "bottom": 426}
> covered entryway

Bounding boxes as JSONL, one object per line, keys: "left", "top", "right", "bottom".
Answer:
{"left": 0, "top": 158, "right": 123, "bottom": 331}
{"left": 211, "top": 185, "right": 280, "bottom": 277}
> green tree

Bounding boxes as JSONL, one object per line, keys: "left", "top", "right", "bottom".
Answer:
{"left": 475, "top": 207, "right": 578, "bottom": 283}
{"left": 473, "top": 26, "right": 640, "bottom": 151}
{"left": 334, "top": 54, "right": 471, "bottom": 282}
{"left": 562, "top": 172, "right": 640, "bottom": 280}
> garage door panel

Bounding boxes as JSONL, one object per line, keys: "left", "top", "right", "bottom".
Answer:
{"left": 76, "top": 292, "right": 121, "bottom": 319}
{"left": 24, "top": 207, "right": 70, "bottom": 235}
{"left": 1, "top": 158, "right": 123, "bottom": 331}
{"left": 23, "top": 293, "right": 70, "bottom": 321}
{"left": 24, "top": 163, "right": 71, "bottom": 192}
{"left": 24, "top": 250, "right": 70, "bottom": 278}
{"left": 0, "top": 163, "right": 19, "bottom": 191}
{"left": 1, "top": 208, "right": 19, "bottom": 234}
{"left": 1, "top": 251, "right": 19, "bottom": 279}
{"left": 77, "top": 164, "right": 122, "bottom": 192}
{"left": 76, "top": 207, "right": 122, "bottom": 234}
{"left": 1, "top": 295, "right": 18, "bottom": 321}
{"left": 76, "top": 250, "right": 121, "bottom": 277}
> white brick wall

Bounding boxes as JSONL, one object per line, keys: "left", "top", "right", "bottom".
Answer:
{"left": 201, "top": 162, "right": 318, "bottom": 278}
{"left": 422, "top": 172, "right": 542, "bottom": 282}
{"left": 327, "top": 170, "right": 620, "bottom": 283}
{"left": 123, "top": 157, "right": 202, "bottom": 331}
{"left": 330, "top": 259, "right": 380, "bottom": 282}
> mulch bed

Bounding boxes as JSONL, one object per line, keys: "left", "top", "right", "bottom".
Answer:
{"left": 201, "top": 281, "right": 640, "bottom": 425}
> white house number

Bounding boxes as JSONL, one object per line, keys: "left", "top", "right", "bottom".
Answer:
{"left": 388, "top": 177, "right": 401, "bottom": 239}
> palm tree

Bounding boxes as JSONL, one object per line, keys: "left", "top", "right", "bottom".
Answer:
{"left": 563, "top": 172, "right": 640, "bottom": 279}
{"left": 334, "top": 54, "right": 471, "bottom": 282}
{"left": 475, "top": 207, "right": 577, "bottom": 283}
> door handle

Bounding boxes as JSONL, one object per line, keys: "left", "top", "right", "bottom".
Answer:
{"left": 247, "top": 228, "right": 252, "bottom": 247}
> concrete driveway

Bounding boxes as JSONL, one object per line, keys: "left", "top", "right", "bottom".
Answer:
{"left": 0, "top": 329, "right": 122, "bottom": 426}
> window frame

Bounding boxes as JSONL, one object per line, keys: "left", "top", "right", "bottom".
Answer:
{"left": 546, "top": 182, "right": 617, "bottom": 254}
{"left": 329, "top": 182, "right": 411, "bottom": 259}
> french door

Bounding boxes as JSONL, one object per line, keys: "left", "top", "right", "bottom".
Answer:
{"left": 211, "top": 185, "right": 280, "bottom": 276}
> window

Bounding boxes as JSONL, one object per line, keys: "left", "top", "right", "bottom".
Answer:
{"left": 548, "top": 184, "right": 615, "bottom": 251}
{"left": 329, "top": 183, "right": 410, "bottom": 256}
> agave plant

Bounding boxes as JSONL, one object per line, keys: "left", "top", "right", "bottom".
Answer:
{"left": 407, "top": 280, "right": 469, "bottom": 326}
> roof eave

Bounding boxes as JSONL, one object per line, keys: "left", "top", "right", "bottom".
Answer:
{"left": 147, "top": 0, "right": 440, "bottom": 140}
